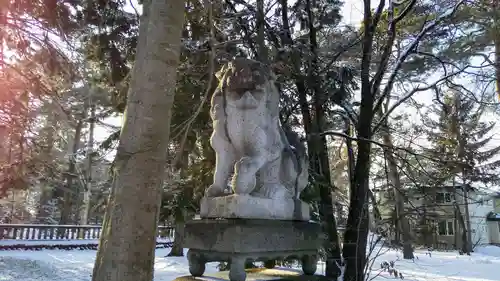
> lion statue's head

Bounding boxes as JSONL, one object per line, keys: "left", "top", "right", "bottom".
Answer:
{"left": 216, "top": 58, "right": 278, "bottom": 110}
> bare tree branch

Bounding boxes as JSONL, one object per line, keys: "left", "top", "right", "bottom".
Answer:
{"left": 373, "top": 66, "right": 470, "bottom": 133}
{"left": 372, "top": 0, "right": 465, "bottom": 116}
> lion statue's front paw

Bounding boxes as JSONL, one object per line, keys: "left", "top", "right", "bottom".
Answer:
{"left": 232, "top": 172, "right": 256, "bottom": 195}
{"left": 205, "top": 184, "right": 226, "bottom": 198}
{"left": 231, "top": 157, "right": 258, "bottom": 195}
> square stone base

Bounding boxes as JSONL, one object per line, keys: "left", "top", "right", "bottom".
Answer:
{"left": 199, "top": 195, "right": 310, "bottom": 221}
{"left": 183, "top": 219, "right": 323, "bottom": 281}
{"left": 184, "top": 219, "right": 322, "bottom": 253}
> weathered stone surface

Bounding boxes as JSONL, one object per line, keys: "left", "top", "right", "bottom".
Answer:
{"left": 174, "top": 268, "right": 330, "bottom": 281}
{"left": 183, "top": 219, "right": 323, "bottom": 281}
{"left": 184, "top": 219, "right": 321, "bottom": 253}
{"left": 199, "top": 195, "right": 310, "bottom": 221}
{"left": 205, "top": 58, "right": 309, "bottom": 207}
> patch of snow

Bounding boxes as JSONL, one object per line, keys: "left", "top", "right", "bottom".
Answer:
{"left": 0, "top": 248, "right": 219, "bottom": 281}
{"left": 0, "top": 244, "right": 499, "bottom": 281}
{"left": 359, "top": 245, "right": 500, "bottom": 281}
{"left": 0, "top": 257, "right": 73, "bottom": 281}
{"left": 474, "top": 245, "right": 500, "bottom": 257}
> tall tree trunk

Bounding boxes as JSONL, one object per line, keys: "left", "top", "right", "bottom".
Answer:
{"left": 36, "top": 101, "right": 57, "bottom": 222}
{"left": 342, "top": 3, "right": 376, "bottom": 276}
{"left": 450, "top": 93, "right": 472, "bottom": 254}
{"left": 167, "top": 154, "right": 189, "bottom": 257}
{"left": 59, "top": 117, "right": 84, "bottom": 225}
{"left": 462, "top": 187, "right": 472, "bottom": 252}
{"left": 494, "top": 13, "right": 500, "bottom": 101}
{"left": 80, "top": 98, "right": 96, "bottom": 225}
{"left": 457, "top": 138, "right": 472, "bottom": 253}
{"left": 377, "top": 99, "right": 413, "bottom": 259}
{"left": 279, "top": 0, "right": 341, "bottom": 276}
{"left": 343, "top": 138, "right": 371, "bottom": 281}
{"left": 168, "top": 209, "right": 187, "bottom": 257}
{"left": 255, "top": 0, "right": 267, "bottom": 63}
{"left": 454, "top": 202, "right": 468, "bottom": 254}
{"left": 454, "top": 198, "right": 460, "bottom": 248}
{"left": 91, "top": 0, "right": 185, "bottom": 280}
{"left": 304, "top": 0, "right": 342, "bottom": 277}
{"left": 380, "top": 129, "right": 414, "bottom": 259}
{"left": 93, "top": 0, "right": 155, "bottom": 240}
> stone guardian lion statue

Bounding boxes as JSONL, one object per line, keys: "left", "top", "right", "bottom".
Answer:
{"left": 205, "top": 58, "right": 308, "bottom": 200}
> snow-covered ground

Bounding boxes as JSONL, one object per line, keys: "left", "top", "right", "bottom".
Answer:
{"left": 0, "top": 248, "right": 220, "bottom": 281}
{"left": 362, "top": 245, "right": 500, "bottom": 281}
{"left": 1, "top": 244, "right": 500, "bottom": 281}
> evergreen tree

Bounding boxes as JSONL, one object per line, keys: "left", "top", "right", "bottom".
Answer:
{"left": 423, "top": 87, "right": 500, "bottom": 253}
{"left": 424, "top": 89, "right": 500, "bottom": 186}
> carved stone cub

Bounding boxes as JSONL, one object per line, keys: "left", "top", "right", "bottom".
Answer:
{"left": 205, "top": 58, "right": 308, "bottom": 200}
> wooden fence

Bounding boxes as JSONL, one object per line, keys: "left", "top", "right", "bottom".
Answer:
{"left": 0, "top": 224, "right": 175, "bottom": 240}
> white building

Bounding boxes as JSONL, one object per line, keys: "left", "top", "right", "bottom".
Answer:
{"left": 467, "top": 191, "right": 495, "bottom": 246}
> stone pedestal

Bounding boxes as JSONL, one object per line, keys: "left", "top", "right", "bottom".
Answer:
{"left": 183, "top": 219, "right": 323, "bottom": 281}
{"left": 199, "top": 195, "right": 310, "bottom": 221}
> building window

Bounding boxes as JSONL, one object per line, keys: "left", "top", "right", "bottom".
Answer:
{"left": 436, "top": 192, "right": 453, "bottom": 203}
{"left": 438, "top": 221, "right": 446, "bottom": 235}
{"left": 436, "top": 193, "right": 444, "bottom": 203}
{"left": 447, "top": 221, "right": 454, "bottom": 235}
{"left": 438, "top": 220, "right": 454, "bottom": 236}
{"left": 445, "top": 193, "right": 452, "bottom": 202}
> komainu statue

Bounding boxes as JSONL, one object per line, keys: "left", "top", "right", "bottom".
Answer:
{"left": 186, "top": 59, "right": 317, "bottom": 278}
{"left": 205, "top": 58, "right": 308, "bottom": 200}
